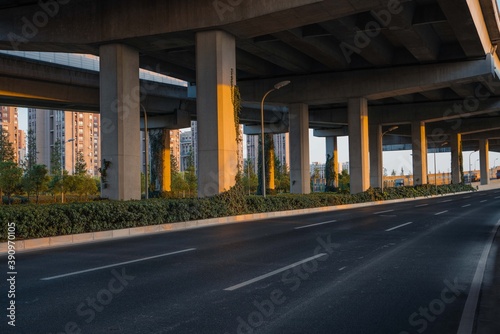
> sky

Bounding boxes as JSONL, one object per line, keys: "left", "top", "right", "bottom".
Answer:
{"left": 17, "top": 107, "right": 500, "bottom": 174}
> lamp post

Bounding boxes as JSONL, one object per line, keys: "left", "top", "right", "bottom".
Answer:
{"left": 260, "top": 80, "right": 290, "bottom": 197}
{"left": 61, "top": 138, "right": 75, "bottom": 203}
{"left": 140, "top": 105, "right": 149, "bottom": 199}
{"left": 380, "top": 126, "right": 398, "bottom": 192}
{"left": 468, "top": 150, "right": 477, "bottom": 185}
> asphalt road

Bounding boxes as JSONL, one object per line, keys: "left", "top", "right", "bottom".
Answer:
{"left": 2, "top": 189, "right": 500, "bottom": 334}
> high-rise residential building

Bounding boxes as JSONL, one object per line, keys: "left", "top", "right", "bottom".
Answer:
{"left": 180, "top": 130, "right": 193, "bottom": 172}
{"left": 140, "top": 129, "right": 180, "bottom": 176}
{"left": 28, "top": 109, "right": 101, "bottom": 176}
{"left": 182, "top": 121, "right": 243, "bottom": 175}
{"left": 0, "top": 106, "right": 20, "bottom": 163}
{"left": 246, "top": 133, "right": 289, "bottom": 174}
{"left": 170, "top": 130, "right": 180, "bottom": 168}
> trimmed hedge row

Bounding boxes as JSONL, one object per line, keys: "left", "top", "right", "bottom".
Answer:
{"left": 0, "top": 184, "right": 474, "bottom": 241}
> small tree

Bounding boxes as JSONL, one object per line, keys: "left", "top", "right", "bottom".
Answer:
{"left": 73, "top": 174, "right": 98, "bottom": 201}
{"left": 50, "top": 140, "right": 62, "bottom": 176}
{"left": 74, "top": 151, "right": 87, "bottom": 175}
{"left": 0, "top": 130, "right": 15, "bottom": 163}
{"left": 26, "top": 128, "right": 37, "bottom": 171}
{"left": 0, "top": 161, "right": 22, "bottom": 204}
{"left": 22, "top": 164, "right": 49, "bottom": 204}
{"left": 325, "top": 154, "right": 336, "bottom": 192}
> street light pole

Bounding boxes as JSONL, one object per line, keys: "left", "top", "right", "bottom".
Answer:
{"left": 141, "top": 105, "right": 149, "bottom": 199}
{"left": 380, "top": 126, "right": 398, "bottom": 193}
{"left": 61, "top": 138, "right": 75, "bottom": 203}
{"left": 260, "top": 80, "right": 290, "bottom": 198}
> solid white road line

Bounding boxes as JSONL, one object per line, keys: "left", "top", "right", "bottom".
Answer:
{"left": 435, "top": 211, "right": 448, "bottom": 216}
{"left": 457, "top": 219, "right": 500, "bottom": 334}
{"left": 374, "top": 210, "right": 394, "bottom": 215}
{"left": 386, "top": 222, "right": 413, "bottom": 232}
{"left": 415, "top": 204, "right": 428, "bottom": 208}
{"left": 295, "top": 220, "right": 337, "bottom": 230}
{"left": 462, "top": 204, "right": 471, "bottom": 208}
{"left": 40, "top": 248, "right": 197, "bottom": 281}
{"left": 224, "top": 254, "right": 327, "bottom": 291}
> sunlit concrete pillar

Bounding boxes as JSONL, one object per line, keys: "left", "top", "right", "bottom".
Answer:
{"left": 196, "top": 30, "right": 238, "bottom": 197}
{"left": 450, "top": 133, "right": 462, "bottom": 184}
{"left": 369, "top": 124, "right": 382, "bottom": 188}
{"left": 99, "top": 44, "right": 141, "bottom": 200}
{"left": 325, "top": 136, "right": 338, "bottom": 187}
{"left": 162, "top": 130, "right": 171, "bottom": 191}
{"left": 348, "top": 98, "right": 370, "bottom": 194}
{"left": 411, "top": 121, "right": 428, "bottom": 185}
{"left": 289, "top": 103, "right": 310, "bottom": 194}
{"left": 480, "top": 139, "right": 490, "bottom": 185}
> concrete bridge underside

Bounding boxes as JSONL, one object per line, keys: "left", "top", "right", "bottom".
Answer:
{"left": 0, "top": 0, "right": 500, "bottom": 198}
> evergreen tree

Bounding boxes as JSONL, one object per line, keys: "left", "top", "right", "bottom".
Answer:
{"left": 22, "top": 164, "right": 49, "bottom": 204}
{"left": 50, "top": 139, "right": 62, "bottom": 176}
{"left": 74, "top": 151, "right": 87, "bottom": 175}
{"left": 0, "top": 129, "right": 15, "bottom": 162}
{"left": 26, "top": 128, "right": 37, "bottom": 171}
{"left": 242, "top": 159, "right": 258, "bottom": 194}
{"left": 325, "top": 153, "right": 336, "bottom": 192}
{"left": 0, "top": 161, "right": 22, "bottom": 204}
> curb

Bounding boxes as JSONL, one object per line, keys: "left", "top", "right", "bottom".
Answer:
{"left": 0, "top": 191, "right": 473, "bottom": 255}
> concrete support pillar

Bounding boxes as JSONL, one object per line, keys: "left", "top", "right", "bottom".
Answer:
{"left": 348, "top": 98, "right": 370, "bottom": 194}
{"left": 369, "top": 124, "right": 382, "bottom": 188}
{"left": 266, "top": 134, "right": 275, "bottom": 190}
{"left": 99, "top": 44, "right": 140, "bottom": 200}
{"left": 195, "top": 30, "right": 238, "bottom": 197}
{"left": 411, "top": 121, "right": 428, "bottom": 185}
{"left": 325, "top": 136, "right": 338, "bottom": 188}
{"left": 480, "top": 139, "right": 490, "bottom": 185}
{"left": 289, "top": 103, "right": 310, "bottom": 194}
{"left": 450, "top": 133, "right": 462, "bottom": 184}
{"left": 162, "top": 130, "right": 171, "bottom": 191}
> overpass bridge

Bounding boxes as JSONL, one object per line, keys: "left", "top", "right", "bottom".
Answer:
{"left": 0, "top": 0, "right": 499, "bottom": 199}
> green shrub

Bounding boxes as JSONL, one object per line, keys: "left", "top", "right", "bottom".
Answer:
{"left": 0, "top": 183, "right": 474, "bottom": 241}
